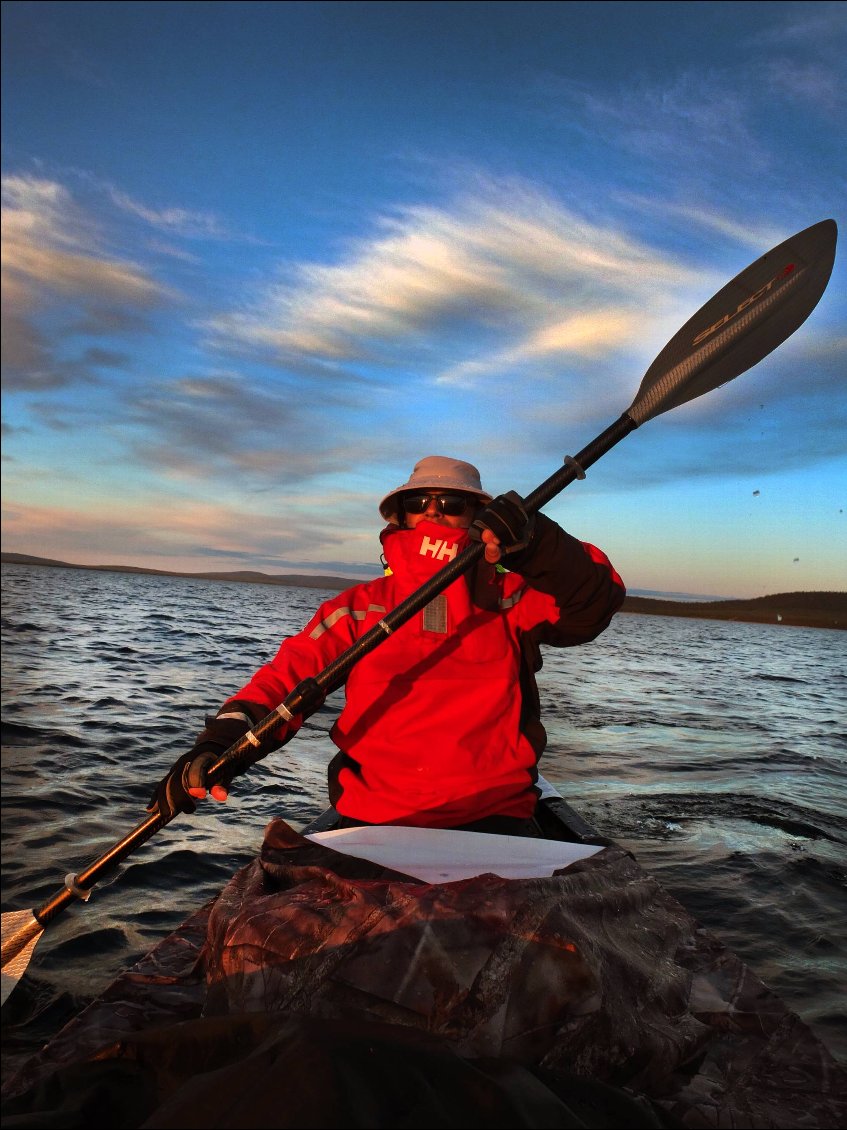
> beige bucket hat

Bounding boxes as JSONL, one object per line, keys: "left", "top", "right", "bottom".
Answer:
{"left": 379, "top": 455, "right": 492, "bottom": 521}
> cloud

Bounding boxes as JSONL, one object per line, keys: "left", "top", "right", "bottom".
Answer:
{"left": 207, "top": 181, "right": 695, "bottom": 382}
{"left": 1, "top": 174, "right": 175, "bottom": 391}
{"left": 525, "top": 313, "right": 641, "bottom": 357}
{"left": 147, "top": 239, "right": 203, "bottom": 263}
{"left": 766, "top": 61, "right": 844, "bottom": 115}
{"left": 617, "top": 199, "right": 789, "bottom": 257}
{"left": 755, "top": 4, "right": 847, "bottom": 114}
{"left": 436, "top": 308, "right": 642, "bottom": 389}
{"left": 539, "top": 70, "right": 767, "bottom": 170}
{"left": 2, "top": 175, "right": 166, "bottom": 301}
{"left": 107, "top": 187, "right": 235, "bottom": 240}
{"left": 759, "top": 2, "right": 847, "bottom": 46}
{"left": 124, "top": 371, "right": 380, "bottom": 485}
{"left": 0, "top": 495, "right": 381, "bottom": 577}
{"left": 532, "top": 4, "right": 845, "bottom": 198}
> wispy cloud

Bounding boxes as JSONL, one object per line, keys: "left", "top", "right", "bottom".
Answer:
{"left": 107, "top": 186, "right": 238, "bottom": 240}
{"left": 208, "top": 181, "right": 696, "bottom": 382}
{"left": 538, "top": 71, "right": 768, "bottom": 170}
{"left": 533, "top": 4, "right": 845, "bottom": 190}
{"left": 436, "top": 308, "right": 642, "bottom": 388}
{"left": 617, "top": 198, "right": 789, "bottom": 257}
{"left": 124, "top": 371, "right": 380, "bottom": 485}
{"left": 147, "top": 239, "right": 203, "bottom": 263}
{"left": 768, "top": 61, "right": 844, "bottom": 115}
{"left": 755, "top": 4, "right": 847, "bottom": 115}
{"left": 1, "top": 174, "right": 175, "bottom": 390}
{"left": 2, "top": 175, "right": 167, "bottom": 300}
{"left": 0, "top": 494, "right": 380, "bottom": 576}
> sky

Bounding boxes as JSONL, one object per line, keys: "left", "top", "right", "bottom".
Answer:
{"left": 1, "top": 1, "right": 845, "bottom": 599}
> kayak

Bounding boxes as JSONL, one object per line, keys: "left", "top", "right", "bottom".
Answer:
{"left": 2, "top": 776, "right": 845, "bottom": 1129}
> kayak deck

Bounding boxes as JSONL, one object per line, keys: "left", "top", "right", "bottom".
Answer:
{"left": 2, "top": 783, "right": 846, "bottom": 1129}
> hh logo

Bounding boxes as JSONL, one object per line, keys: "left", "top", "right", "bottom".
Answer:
{"left": 420, "top": 536, "right": 458, "bottom": 562}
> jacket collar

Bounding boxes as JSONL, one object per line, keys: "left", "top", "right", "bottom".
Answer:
{"left": 381, "top": 522, "right": 471, "bottom": 582}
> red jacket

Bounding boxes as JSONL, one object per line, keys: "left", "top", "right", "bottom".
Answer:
{"left": 223, "top": 515, "right": 625, "bottom": 827}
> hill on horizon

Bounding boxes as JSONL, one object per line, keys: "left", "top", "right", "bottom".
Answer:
{"left": 2, "top": 552, "right": 843, "bottom": 629}
{"left": 0, "top": 551, "right": 366, "bottom": 592}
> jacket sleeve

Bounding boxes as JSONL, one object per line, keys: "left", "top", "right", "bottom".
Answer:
{"left": 508, "top": 512, "right": 625, "bottom": 646}
{"left": 213, "top": 580, "right": 388, "bottom": 742}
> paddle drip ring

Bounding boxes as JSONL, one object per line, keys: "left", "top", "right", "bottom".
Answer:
{"left": 563, "top": 455, "right": 586, "bottom": 480}
{"left": 64, "top": 874, "right": 92, "bottom": 902}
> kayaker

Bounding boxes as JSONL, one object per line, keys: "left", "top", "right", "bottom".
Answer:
{"left": 149, "top": 456, "right": 625, "bottom": 835}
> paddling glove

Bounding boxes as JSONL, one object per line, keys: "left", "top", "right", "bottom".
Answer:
{"left": 147, "top": 713, "right": 259, "bottom": 821}
{"left": 471, "top": 491, "right": 536, "bottom": 558}
{"left": 147, "top": 748, "right": 217, "bottom": 820}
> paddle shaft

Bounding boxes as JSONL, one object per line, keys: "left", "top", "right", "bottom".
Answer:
{"left": 32, "top": 812, "right": 164, "bottom": 926}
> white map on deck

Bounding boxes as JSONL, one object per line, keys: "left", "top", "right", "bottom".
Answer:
{"left": 306, "top": 825, "right": 601, "bottom": 884}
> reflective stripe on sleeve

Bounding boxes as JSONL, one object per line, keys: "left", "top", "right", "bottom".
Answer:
{"left": 310, "top": 604, "right": 388, "bottom": 639}
{"left": 216, "top": 711, "right": 254, "bottom": 725}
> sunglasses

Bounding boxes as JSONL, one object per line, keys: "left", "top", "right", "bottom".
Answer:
{"left": 401, "top": 493, "right": 475, "bottom": 516}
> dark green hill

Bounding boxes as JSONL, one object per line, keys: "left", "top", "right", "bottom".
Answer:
{"left": 621, "top": 591, "right": 845, "bottom": 630}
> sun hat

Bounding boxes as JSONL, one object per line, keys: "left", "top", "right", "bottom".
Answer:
{"left": 379, "top": 455, "right": 492, "bottom": 521}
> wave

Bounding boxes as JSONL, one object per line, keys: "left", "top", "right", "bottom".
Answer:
{"left": 585, "top": 790, "right": 845, "bottom": 844}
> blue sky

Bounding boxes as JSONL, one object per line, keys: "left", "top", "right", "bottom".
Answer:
{"left": 2, "top": 1, "right": 845, "bottom": 598}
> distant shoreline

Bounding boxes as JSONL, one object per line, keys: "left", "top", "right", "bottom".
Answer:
{"left": 2, "top": 552, "right": 844, "bottom": 630}
{"left": 0, "top": 552, "right": 364, "bottom": 592}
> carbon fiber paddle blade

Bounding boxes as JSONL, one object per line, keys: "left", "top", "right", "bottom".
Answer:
{"left": 629, "top": 218, "right": 837, "bottom": 425}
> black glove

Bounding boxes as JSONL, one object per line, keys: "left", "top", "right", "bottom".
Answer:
{"left": 147, "top": 713, "right": 258, "bottom": 821}
{"left": 147, "top": 746, "right": 223, "bottom": 821}
{"left": 471, "top": 491, "right": 535, "bottom": 556}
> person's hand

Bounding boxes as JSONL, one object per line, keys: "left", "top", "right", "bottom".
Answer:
{"left": 147, "top": 746, "right": 231, "bottom": 821}
{"left": 185, "top": 750, "right": 231, "bottom": 803}
{"left": 478, "top": 526, "right": 504, "bottom": 564}
{"left": 148, "top": 707, "right": 272, "bottom": 819}
{"left": 471, "top": 492, "right": 535, "bottom": 563}
{"left": 146, "top": 703, "right": 290, "bottom": 821}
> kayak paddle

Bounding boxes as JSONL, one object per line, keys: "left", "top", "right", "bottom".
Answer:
{"left": 1, "top": 217, "right": 837, "bottom": 1006}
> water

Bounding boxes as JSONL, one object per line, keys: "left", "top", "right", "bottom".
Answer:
{"left": 1, "top": 561, "right": 845, "bottom": 1085}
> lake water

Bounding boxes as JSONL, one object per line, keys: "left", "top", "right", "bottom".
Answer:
{"left": 1, "top": 561, "right": 845, "bottom": 1083}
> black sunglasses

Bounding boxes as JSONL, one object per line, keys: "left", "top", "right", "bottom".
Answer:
{"left": 401, "top": 493, "right": 475, "bottom": 516}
